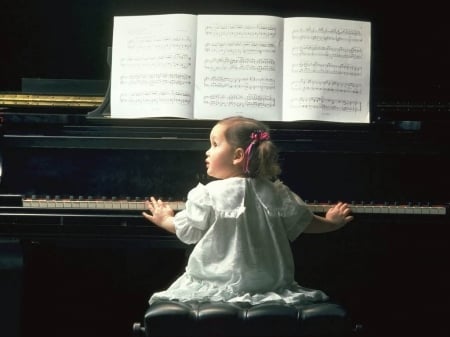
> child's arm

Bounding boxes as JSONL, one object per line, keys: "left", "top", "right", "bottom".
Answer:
{"left": 304, "top": 202, "right": 353, "bottom": 233}
{"left": 142, "top": 197, "right": 176, "bottom": 233}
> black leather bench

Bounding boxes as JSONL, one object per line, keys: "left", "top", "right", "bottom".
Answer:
{"left": 133, "top": 299, "right": 357, "bottom": 337}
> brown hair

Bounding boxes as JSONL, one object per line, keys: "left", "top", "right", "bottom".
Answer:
{"left": 217, "top": 116, "right": 281, "bottom": 179}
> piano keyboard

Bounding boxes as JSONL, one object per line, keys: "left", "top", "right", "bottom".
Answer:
{"left": 307, "top": 203, "right": 446, "bottom": 215}
{"left": 17, "top": 196, "right": 447, "bottom": 215}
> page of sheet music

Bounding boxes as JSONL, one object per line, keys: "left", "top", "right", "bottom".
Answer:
{"left": 282, "top": 18, "right": 371, "bottom": 123}
{"left": 194, "top": 15, "right": 284, "bottom": 121}
{"left": 111, "top": 14, "right": 197, "bottom": 118}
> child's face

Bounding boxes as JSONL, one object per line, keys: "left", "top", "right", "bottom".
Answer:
{"left": 205, "top": 124, "right": 243, "bottom": 179}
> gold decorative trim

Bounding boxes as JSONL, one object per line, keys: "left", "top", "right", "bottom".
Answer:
{"left": 0, "top": 94, "right": 104, "bottom": 107}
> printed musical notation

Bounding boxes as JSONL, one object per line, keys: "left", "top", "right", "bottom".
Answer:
{"left": 290, "top": 97, "right": 361, "bottom": 113}
{"left": 119, "top": 90, "right": 191, "bottom": 105}
{"left": 126, "top": 36, "right": 192, "bottom": 51}
{"left": 112, "top": 14, "right": 197, "bottom": 118}
{"left": 292, "top": 26, "right": 363, "bottom": 43}
{"left": 204, "top": 76, "right": 275, "bottom": 90}
{"left": 120, "top": 73, "right": 192, "bottom": 87}
{"left": 292, "top": 45, "right": 363, "bottom": 59}
{"left": 292, "top": 62, "right": 362, "bottom": 76}
{"left": 204, "top": 57, "right": 276, "bottom": 72}
{"left": 290, "top": 79, "right": 362, "bottom": 94}
{"left": 204, "top": 41, "right": 276, "bottom": 55}
{"left": 192, "top": 15, "right": 283, "bottom": 120}
{"left": 119, "top": 54, "right": 192, "bottom": 69}
{"left": 111, "top": 14, "right": 370, "bottom": 122}
{"left": 204, "top": 23, "right": 277, "bottom": 39}
{"left": 203, "top": 94, "right": 276, "bottom": 108}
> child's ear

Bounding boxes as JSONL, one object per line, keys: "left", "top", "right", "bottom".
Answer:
{"left": 233, "top": 147, "right": 245, "bottom": 165}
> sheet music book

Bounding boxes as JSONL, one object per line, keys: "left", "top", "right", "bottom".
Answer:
{"left": 111, "top": 14, "right": 371, "bottom": 123}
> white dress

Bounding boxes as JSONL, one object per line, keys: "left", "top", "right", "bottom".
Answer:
{"left": 149, "top": 177, "right": 329, "bottom": 305}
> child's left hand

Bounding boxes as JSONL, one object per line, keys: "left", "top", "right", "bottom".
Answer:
{"left": 325, "top": 202, "right": 354, "bottom": 228}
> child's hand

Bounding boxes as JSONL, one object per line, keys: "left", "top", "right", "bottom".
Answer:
{"left": 142, "top": 197, "right": 175, "bottom": 233}
{"left": 325, "top": 202, "right": 354, "bottom": 228}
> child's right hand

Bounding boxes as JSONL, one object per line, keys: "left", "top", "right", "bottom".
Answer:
{"left": 142, "top": 197, "right": 176, "bottom": 233}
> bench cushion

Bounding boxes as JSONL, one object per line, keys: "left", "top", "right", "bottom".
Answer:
{"left": 144, "top": 300, "right": 352, "bottom": 336}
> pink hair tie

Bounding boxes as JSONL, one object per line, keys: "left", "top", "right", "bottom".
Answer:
{"left": 243, "top": 130, "right": 270, "bottom": 174}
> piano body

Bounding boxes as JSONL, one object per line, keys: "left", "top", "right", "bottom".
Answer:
{"left": 1, "top": 109, "right": 449, "bottom": 337}
{"left": 1, "top": 1, "right": 450, "bottom": 337}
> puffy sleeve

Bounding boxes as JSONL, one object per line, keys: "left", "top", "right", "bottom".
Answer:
{"left": 273, "top": 181, "right": 314, "bottom": 241}
{"left": 173, "top": 183, "right": 214, "bottom": 244}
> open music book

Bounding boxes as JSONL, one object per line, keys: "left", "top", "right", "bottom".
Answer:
{"left": 111, "top": 14, "right": 371, "bottom": 123}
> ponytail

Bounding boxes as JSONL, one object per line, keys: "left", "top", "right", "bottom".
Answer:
{"left": 217, "top": 117, "right": 281, "bottom": 179}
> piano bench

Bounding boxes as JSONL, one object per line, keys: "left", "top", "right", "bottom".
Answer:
{"left": 133, "top": 300, "right": 356, "bottom": 337}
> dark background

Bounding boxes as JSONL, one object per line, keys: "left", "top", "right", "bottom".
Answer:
{"left": 1, "top": 0, "right": 449, "bottom": 102}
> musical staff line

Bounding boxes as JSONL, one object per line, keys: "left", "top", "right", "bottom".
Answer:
{"left": 119, "top": 90, "right": 192, "bottom": 105}
{"left": 120, "top": 73, "right": 192, "bottom": 87}
{"left": 292, "top": 45, "right": 363, "bottom": 59}
{"left": 204, "top": 41, "right": 276, "bottom": 55}
{"left": 205, "top": 23, "right": 277, "bottom": 39}
{"left": 292, "top": 26, "right": 363, "bottom": 43}
{"left": 203, "top": 94, "right": 276, "bottom": 108}
{"left": 292, "top": 62, "right": 362, "bottom": 76}
{"left": 290, "top": 79, "right": 362, "bottom": 94}
{"left": 204, "top": 57, "right": 276, "bottom": 72}
{"left": 203, "top": 76, "right": 275, "bottom": 90}
{"left": 290, "top": 96, "right": 361, "bottom": 112}
{"left": 127, "top": 36, "right": 192, "bottom": 50}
